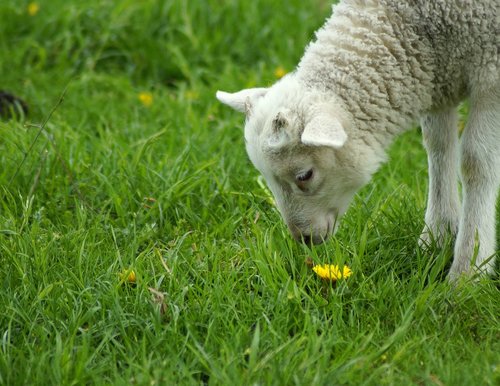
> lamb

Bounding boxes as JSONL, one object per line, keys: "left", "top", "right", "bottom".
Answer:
{"left": 216, "top": 0, "right": 500, "bottom": 280}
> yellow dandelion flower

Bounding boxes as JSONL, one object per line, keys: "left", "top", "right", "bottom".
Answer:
{"left": 274, "top": 66, "right": 287, "bottom": 79}
{"left": 119, "top": 269, "right": 137, "bottom": 284}
{"left": 312, "top": 264, "right": 352, "bottom": 281}
{"left": 138, "top": 92, "right": 153, "bottom": 107}
{"left": 27, "top": 2, "right": 40, "bottom": 16}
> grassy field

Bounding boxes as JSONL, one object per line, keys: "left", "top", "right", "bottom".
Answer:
{"left": 0, "top": 1, "right": 499, "bottom": 385}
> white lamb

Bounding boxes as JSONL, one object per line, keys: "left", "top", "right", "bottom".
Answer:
{"left": 217, "top": 0, "right": 499, "bottom": 280}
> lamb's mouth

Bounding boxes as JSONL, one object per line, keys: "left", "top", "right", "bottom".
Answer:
{"left": 300, "top": 233, "right": 330, "bottom": 245}
{"left": 306, "top": 222, "right": 335, "bottom": 245}
{"left": 288, "top": 213, "right": 338, "bottom": 245}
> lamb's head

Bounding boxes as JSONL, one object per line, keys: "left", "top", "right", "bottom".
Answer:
{"left": 217, "top": 76, "right": 370, "bottom": 244}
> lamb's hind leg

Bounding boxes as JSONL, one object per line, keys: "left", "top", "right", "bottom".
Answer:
{"left": 451, "top": 90, "right": 500, "bottom": 280}
{"left": 419, "top": 107, "right": 461, "bottom": 248}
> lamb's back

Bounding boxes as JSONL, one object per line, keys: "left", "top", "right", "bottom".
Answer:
{"left": 389, "top": 0, "right": 500, "bottom": 102}
{"left": 298, "top": 0, "right": 499, "bottom": 124}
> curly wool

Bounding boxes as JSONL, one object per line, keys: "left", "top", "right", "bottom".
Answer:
{"left": 297, "top": 0, "right": 499, "bottom": 136}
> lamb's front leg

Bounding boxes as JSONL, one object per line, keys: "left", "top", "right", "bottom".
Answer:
{"left": 419, "top": 108, "right": 461, "bottom": 248}
{"left": 451, "top": 92, "right": 500, "bottom": 280}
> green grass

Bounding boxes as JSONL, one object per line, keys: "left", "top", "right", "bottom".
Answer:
{"left": 0, "top": 1, "right": 499, "bottom": 385}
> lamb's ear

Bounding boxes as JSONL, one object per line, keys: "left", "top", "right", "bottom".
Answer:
{"left": 301, "top": 115, "right": 347, "bottom": 148}
{"left": 216, "top": 88, "right": 268, "bottom": 114}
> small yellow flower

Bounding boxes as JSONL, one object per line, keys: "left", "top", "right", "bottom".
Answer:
{"left": 312, "top": 264, "right": 352, "bottom": 281}
{"left": 274, "top": 66, "right": 287, "bottom": 79}
{"left": 127, "top": 270, "right": 136, "bottom": 283}
{"left": 138, "top": 92, "right": 153, "bottom": 107}
{"left": 27, "top": 2, "right": 40, "bottom": 16}
{"left": 119, "top": 269, "right": 136, "bottom": 284}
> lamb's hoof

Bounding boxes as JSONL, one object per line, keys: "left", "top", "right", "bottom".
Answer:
{"left": 418, "top": 230, "right": 433, "bottom": 250}
{"left": 418, "top": 222, "right": 457, "bottom": 250}
{"left": 447, "top": 257, "right": 496, "bottom": 284}
{"left": 447, "top": 263, "right": 470, "bottom": 283}
{"left": 418, "top": 229, "right": 448, "bottom": 250}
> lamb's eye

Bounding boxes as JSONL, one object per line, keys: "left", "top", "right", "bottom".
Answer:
{"left": 296, "top": 169, "right": 313, "bottom": 182}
